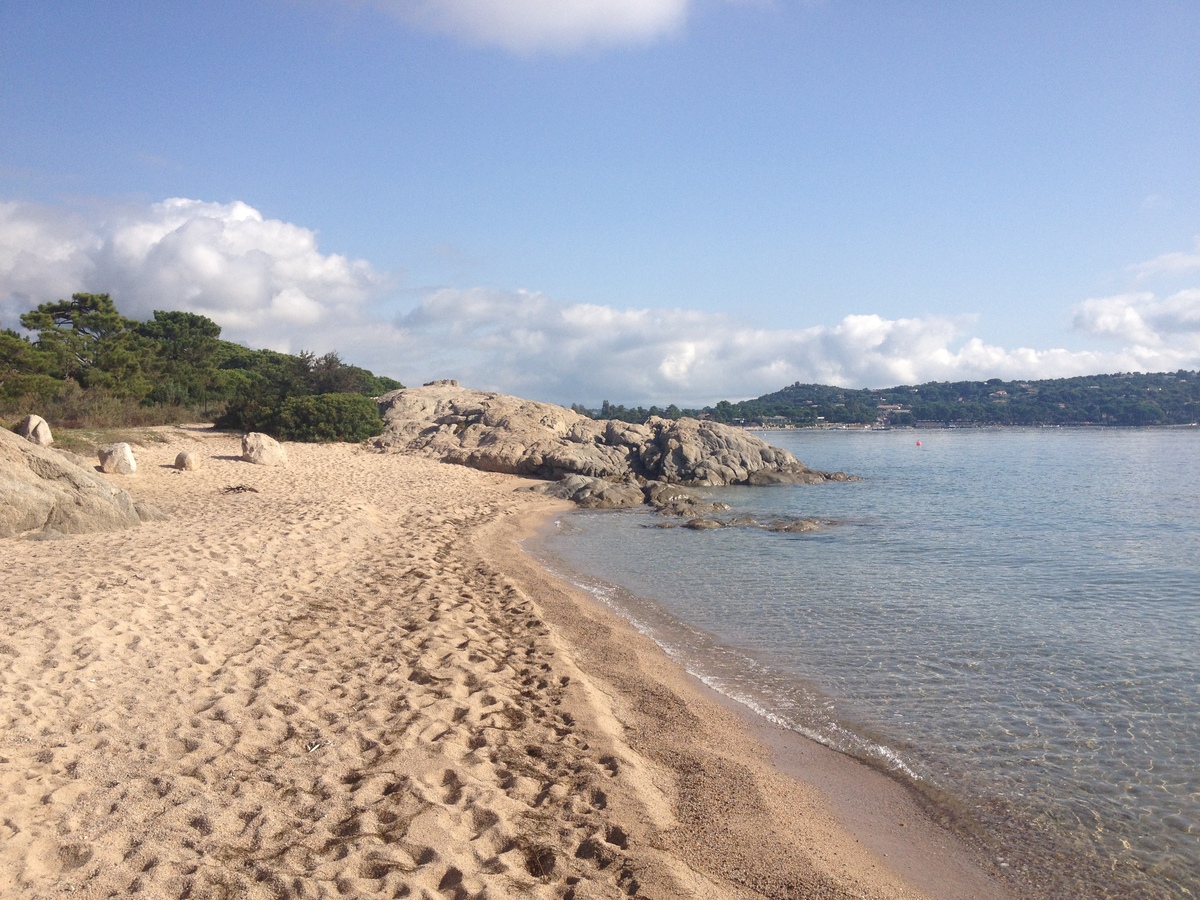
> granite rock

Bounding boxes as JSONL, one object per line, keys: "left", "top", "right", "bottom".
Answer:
{"left": 98, "top": 442, "right": 137, "bottom": 475}
{"left": 16, "top": 414, "right": 53, "bottom": 446}
{"left": 174, "top": 451, "right": 201, "bottom": 471}
{"left": 1, "top": 428, "right": 142, "bottom": 538}
{"left": 242, "top": 432, "right": 288, "bottom": 467}
{"left": 375, "top": 382, "right": 851, "bottom": 492}
{"left": 526, "top": 474, "right": 646, "bottom": 509}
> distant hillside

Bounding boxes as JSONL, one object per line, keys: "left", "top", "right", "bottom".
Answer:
{"left": 584, "top": 371, "right": 1200, "bottom": 427}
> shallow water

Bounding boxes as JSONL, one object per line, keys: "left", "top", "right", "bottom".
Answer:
{"left": 531, "top": 427, "right": 1200, "bottom": 898}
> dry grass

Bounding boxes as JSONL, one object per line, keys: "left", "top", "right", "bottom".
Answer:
{"left": 49, "top": 427, "right": 177, "bottom": 455}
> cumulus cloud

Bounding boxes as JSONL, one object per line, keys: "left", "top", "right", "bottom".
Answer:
{"left": 5, "top": 196, "right": 1200, "bottom": 407}
{"left": 1072, "top": 288, "right": 1200, "bottom": 351}
{"left": 391, "top": 287, "right": 1199, "bottom": 406}
{"left": 0, "top": 197, "right": 398, "bottom": 356}
{"left": 363, "top": 0, "right": 691, "bottom": 53}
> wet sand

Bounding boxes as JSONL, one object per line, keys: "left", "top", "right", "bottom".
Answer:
{"left": 0, "top": 428, "right": 1010, "bottom": 898}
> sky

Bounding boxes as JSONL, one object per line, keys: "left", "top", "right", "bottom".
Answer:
{"left": 1, "top": 0, "right": 1199, "bottom": 407}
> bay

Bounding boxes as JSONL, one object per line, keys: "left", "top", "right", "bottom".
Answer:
{"left": 531, "top": 427, "right": 1200, "bottom": 898}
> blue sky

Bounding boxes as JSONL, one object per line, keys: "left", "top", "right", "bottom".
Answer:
{"left": 2, "top": 1, "right": 1199, "bottom": 405}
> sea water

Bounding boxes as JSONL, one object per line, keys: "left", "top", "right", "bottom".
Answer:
{"left": 530, "top": 428, "right": 1200, "bottom": 898}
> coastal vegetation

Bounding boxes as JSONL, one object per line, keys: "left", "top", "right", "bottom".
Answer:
{"left": 586, "top": 370, "right": 1200, "bottom": 427}
{"left": 2, "top": 293, "right": 401, "bottom": 439}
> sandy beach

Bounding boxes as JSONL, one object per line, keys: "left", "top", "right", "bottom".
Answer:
{"left": 1, "top": 428, "right": 1010, "bottom": 899}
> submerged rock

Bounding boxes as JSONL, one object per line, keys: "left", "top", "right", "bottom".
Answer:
{"left": 651, "top": 513, "right": 826, "bottom": 534}
{"left": 644, "top": 481, "right": 732, "bottom": 518}
{"left": 764, "top": 517, "right": 822, "bottom": 533}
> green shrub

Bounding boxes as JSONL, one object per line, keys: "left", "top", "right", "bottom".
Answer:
{"left": 1, "top": 379, "right": 204, "bottom": 429}
{"left": 273, "top": 393, "right": 384, "bottom": 442}
{"left": 213, "top": 395, "right": 276, "bottom": 433}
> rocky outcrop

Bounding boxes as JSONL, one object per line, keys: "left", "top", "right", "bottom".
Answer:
{"left": 525, "top": 476, "right": 737, "bottom": 519}
{"left": 242, "top": 432, "right": 288, "bottom": 467}
{"left": 375, "top": 382, "right": 853, "bottom": 493}
{"left": 16, "top": 414, "right": 53, "bottom": 446}
{"left": 526, "top": 475, "right": 647, "bottom": 509}
{"left": 98, "top": 442, "right": 137, "bottom": 475}
{"left": 1, "top": 428, "right": 142, "bottom": 538}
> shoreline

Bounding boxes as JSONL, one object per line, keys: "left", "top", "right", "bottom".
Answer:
{"left": 483, "top": 502, "right": 1014, "bottom": 900}
{"left": 1, "top": 429, "right": 1012, "bottom": 898}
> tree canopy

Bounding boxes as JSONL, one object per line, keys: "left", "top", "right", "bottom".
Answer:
{"left": 3, "top": 293, "right": 403, "bottom": 437}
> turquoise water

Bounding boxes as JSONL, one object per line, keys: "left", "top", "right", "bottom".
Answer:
{"left": 532, "top": 428, "right": 1200, "bottom": 898}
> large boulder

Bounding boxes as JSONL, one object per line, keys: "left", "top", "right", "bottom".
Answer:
{"left": 242, "top": 432, "right": 288, "bottom": 466}
{"left": 638, "top": 416, "right": 817, "bottom": 486}
{"left": 0, "top": 428, "right": 142, "bottom": 538}
{"left": 526, "top": 474, "right": 647, "bottom": 509}
{"left": 16, "top": 414, "right": 53, "bottom": 446}
{"left": 374, "top": 382, "right": 850, "bottom": 491}
{"left": 98, "top": 442, "right": 137, "bottom": 475}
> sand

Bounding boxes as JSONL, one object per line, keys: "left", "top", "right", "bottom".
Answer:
{"left": 0, "top": 428, "right": 1011, "bottom": 899}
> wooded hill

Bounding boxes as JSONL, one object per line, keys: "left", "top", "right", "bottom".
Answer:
{"left": 585, "top": 371, "right": 1200, "bottom": 427}
{"left": 2, "top": 293, "right": 402, "bottom": 437}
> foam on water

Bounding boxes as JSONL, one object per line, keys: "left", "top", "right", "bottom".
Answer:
{"left": 533, "top": 528, "right": 926, "bottom": 779}
{"left": 529, "top": 427, "right": 1200, "bottom": 899}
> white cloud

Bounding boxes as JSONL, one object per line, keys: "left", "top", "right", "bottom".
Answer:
{"left": 1072, "top": 289, "right": 1200, "bottom": 348}
{"left": 364, "top": 0, "right": 690, "bottom": 53}
{"left": 390, "top": 287, "right": 1200, "bottom": 406}
{"left": 1071, "top": 292, "right": 1161, "bottom": 345}
{"left": 0, "top": 197, "right": 397, "bottom": 356}
{"left": 5, "top": 196, "right": 1200, "bottom": 407}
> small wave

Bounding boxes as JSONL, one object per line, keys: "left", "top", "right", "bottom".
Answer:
{"left": 693, "top": 671, "right": 925, "bottom": 781}
{"left": 529, "top": 530, "right": 928, "bottom": 785}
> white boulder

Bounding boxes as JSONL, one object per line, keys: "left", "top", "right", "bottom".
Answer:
{"left": 16, "top": 414, "right": 53, "bottom": 446}
{"left": 242, "top": 432, "right": 288, "bottom": 467}
{"left": 98, "top": 443, "right": 137, "bottom": 475}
